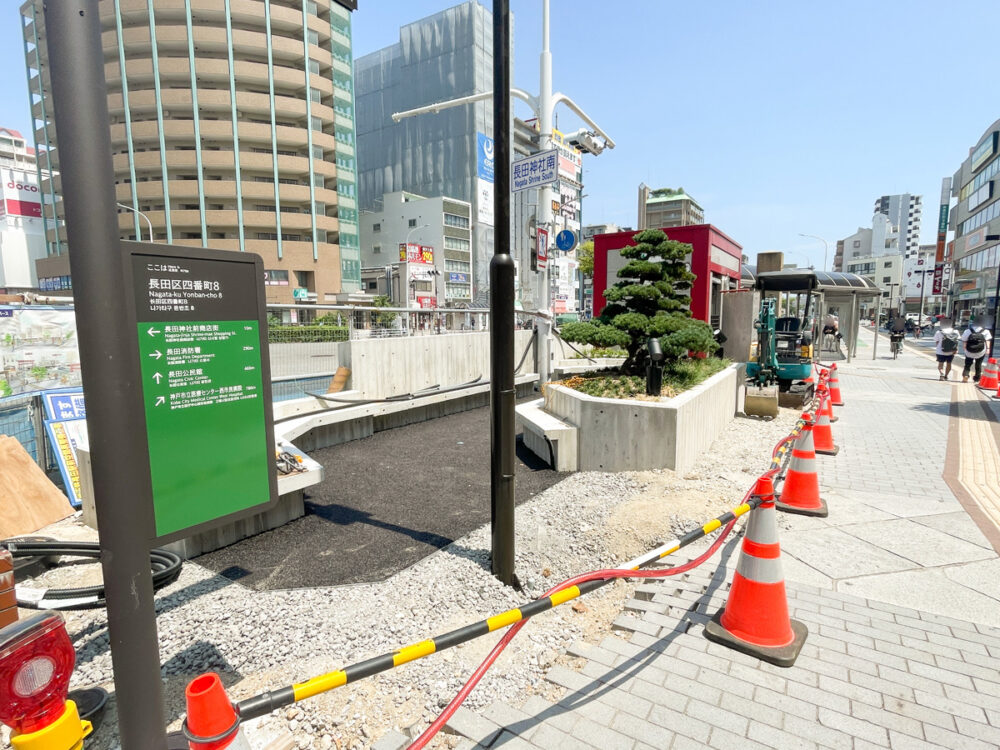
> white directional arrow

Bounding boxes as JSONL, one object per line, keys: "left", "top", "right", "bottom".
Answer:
{"left": 152, "top": 372, "right": 163, "bottom": 384}
{"left": 147, "top": 326, "right": 161, "bottom": 337}
{"left": 154, "top": 396, "right": 165, "bottom": 406}
{"left": 148, "top": 350, "right": 163, "bottom": 360}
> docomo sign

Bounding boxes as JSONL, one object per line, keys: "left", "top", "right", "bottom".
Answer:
{"left": 3, "top": 174, "right": 42, "bottom": 218}
{"left": 398, "top": 242, "right": 434, "bottom": 265}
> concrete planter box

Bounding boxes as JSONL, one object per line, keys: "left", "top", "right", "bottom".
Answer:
{"left": 543, "top": 363, "right": 741, "bottom": 473}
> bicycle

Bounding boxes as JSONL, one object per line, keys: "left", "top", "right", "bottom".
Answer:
{"left": 889, "top": 332, "right": 904, "bottom": 359}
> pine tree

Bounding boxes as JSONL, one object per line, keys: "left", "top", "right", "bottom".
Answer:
{"left": 560, "top": 229, "right": 717, "bottom": 375}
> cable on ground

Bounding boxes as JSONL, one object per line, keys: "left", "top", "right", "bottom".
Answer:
{"left": 3, "top": 539, "right": 183, "bottom": 610}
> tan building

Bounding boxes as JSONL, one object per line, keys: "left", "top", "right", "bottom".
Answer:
{"left": 21, "top": 0, "right": 361, "bottom": 306}
{"left": 637, "top": 184, "right": 704, "bottom": 229}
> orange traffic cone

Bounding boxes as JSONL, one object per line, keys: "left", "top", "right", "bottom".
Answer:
{"left": 776, "top": 413, "right": 828, "bottom": 517}
{"left": 814, "top": 380, "right": 838, "bottom": 423}
{"left": 812, "top": 388, "right": 839, "bottom": 456}
{"left": 828, "top": 363, "right": 845, "bottom": 406}
{"left": 980, "top": 359, "right": 999, "bottom": 391}
{"left": 184, "top": 673, "right": 252, "bottom": 750}
{"left": 704, "top": 475, "right": 808, "bottom": 667}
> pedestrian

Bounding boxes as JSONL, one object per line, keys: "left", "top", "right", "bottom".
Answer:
{"left": 960, "top": 318, "right": 993, "bottom": 383}
{"left": 933, "top": 318, "right": 960, "bottom": 381}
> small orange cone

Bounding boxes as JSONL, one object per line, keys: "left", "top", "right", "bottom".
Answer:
{"left": 828, "top": 363, "right": 845, "bottom": 406}
{"left": 776, "top": 414, "right": 828, "bottom": 517}
{"left": 704, "top": 475, "right": 808, "bottom": 667}
{"left": 184, "top": 673, "right": 252, "bottom": 750}
{"left": 812, "top": 387, "right": 839, "bottom": 456}
{"left": 818, "top": 386, "right": 838, "bottom": 423}
{"left": 980, "top": 359, "right": 999, "bottom": 391}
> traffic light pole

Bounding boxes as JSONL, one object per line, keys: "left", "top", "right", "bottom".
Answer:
{"left": 43, "top": 1, "right": 168, "bottom": 748}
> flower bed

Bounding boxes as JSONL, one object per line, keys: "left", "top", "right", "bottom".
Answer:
{"left": 543, "top": 362, "right": 742, "bottom": 473}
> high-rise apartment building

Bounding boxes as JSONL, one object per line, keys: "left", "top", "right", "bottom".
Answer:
{"left": 873, "top": 193, "right": 921, "bottom": 258}
{"left": 355, "top": 0, "right": 501, "bottom": 300}
{"left": 0, "top": 127, "right": 49, "bottom": 291}
{"left": 638, "top": 184, "right": 704, "bottom": 229}
{"left": 21, "top": 0, "right": 361, "bottom": 304}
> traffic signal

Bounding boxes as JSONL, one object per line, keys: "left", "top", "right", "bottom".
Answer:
{"left": 565, "top": 129, "right": 606, "bottom": 156}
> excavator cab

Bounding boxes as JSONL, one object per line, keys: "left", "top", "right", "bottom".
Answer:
{"left": 745, "top": 270, "right": 819, "bottom": 418}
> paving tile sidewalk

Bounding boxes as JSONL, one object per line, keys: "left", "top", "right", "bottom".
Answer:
{"left": 378, "top": 326, "right": 1000, "bottom": 749}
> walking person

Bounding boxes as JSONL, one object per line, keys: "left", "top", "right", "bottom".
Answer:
{"left": 934, "top": 318, "right": 961, "bottom": 381}
{"left": 960, "top": 317, "right": 993, "bottom": 383}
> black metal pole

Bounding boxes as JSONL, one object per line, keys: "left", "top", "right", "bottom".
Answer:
{"left": 43, "top": 2, "right": 168, "bottom": 747}
{"left": 490, "top": 0, "right": 516, "bottom": 586}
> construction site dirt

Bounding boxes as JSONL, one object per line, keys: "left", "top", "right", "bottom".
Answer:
{"left": 197, "top": 400, "right": 567, "bottom": 589}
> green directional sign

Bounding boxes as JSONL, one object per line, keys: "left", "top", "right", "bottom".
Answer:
{"left": 129, "top": 244, "right": 277, "bottom": 541}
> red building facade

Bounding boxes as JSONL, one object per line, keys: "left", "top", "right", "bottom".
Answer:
{"left": 592, "top": 225, "right": 743, "bottom": 324}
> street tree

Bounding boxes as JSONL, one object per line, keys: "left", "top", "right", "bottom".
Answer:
{"left": 560, "top": 229, "right": 716, "bottom": 374}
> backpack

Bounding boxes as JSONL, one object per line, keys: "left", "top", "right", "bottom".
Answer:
{"left": 941, "top": 330, "right": 959, "bottom": 354}
{"left": 966, "top": 329, "right": 986, "bottom": 354}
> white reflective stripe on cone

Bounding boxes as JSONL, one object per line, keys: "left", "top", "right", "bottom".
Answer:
{"left": 735, "top": 552, "right": 785, "bottom": 584}
{"left": 744, "top": 503, "right": 779, "bottom": 545}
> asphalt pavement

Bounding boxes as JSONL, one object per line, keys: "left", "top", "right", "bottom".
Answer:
{"left": 197, "top": 401, "right": 565, "bottom": 589}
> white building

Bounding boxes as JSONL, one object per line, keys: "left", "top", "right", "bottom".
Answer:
{"left": 0, "top": 128, "right": 50, "bottom": 292}
{"left": 0, "top": 128, "right": 48, "bottom": 292}
{"left": 845, "top": 253, "right": 905, "bottom": 312}
{"left": 359, "top": 191, "right": 473, "bottom": 308}
{"left": 874, "top": 193, "right": 922, "bottom": 258}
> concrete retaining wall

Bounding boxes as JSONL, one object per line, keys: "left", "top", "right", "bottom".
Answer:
{"left": 543, "top": 363, "right": 740, "bottom": 473}
{"left": 269, "top": 330, "right": 534, "bottom": 399}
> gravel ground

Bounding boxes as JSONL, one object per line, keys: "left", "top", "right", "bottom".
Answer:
{"left": 6, "top": 409, "right": 800, "bottom": 750}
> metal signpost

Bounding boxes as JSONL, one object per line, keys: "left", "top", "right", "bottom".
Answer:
{"left": 490, "top": 0, "right": 517, "bottom": 585}
{"left": 44, "top": 3, "right": 277, "bottom": 745}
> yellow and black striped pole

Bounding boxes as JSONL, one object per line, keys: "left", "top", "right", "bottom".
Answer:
{"left": 235, "top": 493, "right": 767, "bottom": 722}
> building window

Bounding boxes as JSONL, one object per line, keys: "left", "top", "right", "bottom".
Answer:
{"left": 444, "top": 236, "right": 470, "bottom": 252}
{"left": 372, "top": 222, "right": 381, "bottom": 233}
{"left": 373, "top": 244, "right": 381, "bottom": 254}
{"left": 882, "top": 276, "right": 891, "bottom": 283}
{"left": 883, "top": 261, "right": 892, "bottom": 268}
{"left": 264, "top": 270, "right": 289, "bottom": 286}
{"left": 444, "top": 213, "right": 470, "bottom": 229}
{"left": 408, "top": 218, "right": 417, "bottom": 228}
{"left": 853, "top": 240, "right": 861, "bottom": 248}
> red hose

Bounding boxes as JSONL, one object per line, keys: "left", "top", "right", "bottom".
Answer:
{"left": 407, "top": 517, "right": 741, "bottom": 749}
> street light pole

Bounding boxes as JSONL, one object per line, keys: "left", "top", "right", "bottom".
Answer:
{"left": 798, "top": 233, "right": 828, "bottom": 272}
{"left": 391, "top": 0, "right": 615, "bottom": 386}
{"left": 117, "top": 202, "right": 153, "bottom": 242}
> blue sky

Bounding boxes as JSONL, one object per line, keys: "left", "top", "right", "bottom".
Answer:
{"left": 2, "top": 1, "right": 997, "bottom": 270}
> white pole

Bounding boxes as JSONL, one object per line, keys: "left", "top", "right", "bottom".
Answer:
{"left": 117, "top": 202, "right": 153, "bottom": 242}
{"left": 536, "top": 0, "right": 553, "bottom": 386}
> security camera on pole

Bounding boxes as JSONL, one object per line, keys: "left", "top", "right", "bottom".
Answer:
{"left": 391, "top": 0, "right": 615, "bottom": 386}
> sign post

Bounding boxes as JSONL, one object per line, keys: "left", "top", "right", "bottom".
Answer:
{"left": 43, "top": 2, "right": 169, "bottom": 746}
